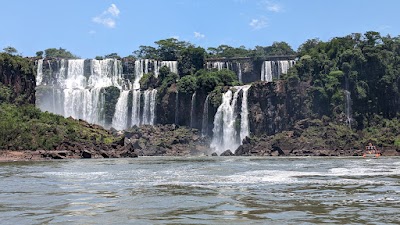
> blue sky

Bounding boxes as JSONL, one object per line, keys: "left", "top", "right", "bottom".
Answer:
{"left": 1, "top": 0, "right": 399, "bottom": 58}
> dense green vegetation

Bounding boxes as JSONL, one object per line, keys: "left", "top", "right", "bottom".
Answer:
{"left": 0, "top": 52, "right": 36, "bottom": 105}
{"left": 283, "top": 31, "right": 400, "bottom": 130}
{"left": 0, "top": 103, "right": 116, "bottom": 150}
{"left": 36, "top": 48, "right": 78, "bottom": 59}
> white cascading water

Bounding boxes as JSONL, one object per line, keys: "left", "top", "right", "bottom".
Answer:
{"left": 134, "top": 60, "right": 146, "bottom": 90}
{"left": 131, "top": 90, "right": 141, "bottom": 126}
{"left": 141, "top": 89, "right": 157, "bottom": 125}
{"left": 190, "top": 92, "right": 196, "bottom": 128}
{"left": 112, "top": 90, "right": 130, "bottom": 130}
{"left": 206, "top": 61, "right": 233, "bottom": 71}
{"left": 36, "top": 58, "right": 174, "bottom": 129}
{"left": 36, "top": 59, "right": 43, "bottom": 85}
{"left": 132, "top": 60, "right": 161, "bottom": 126}
{"left": 201, "top": 95, "right": 210, "bottom": 137}
{"left": 261, "top": 60, "right": 295, "bottom": 82}
{"left": 240, "top": 85, "right": 251, "bottom": 142}
{"left": 154, "top": 61, "right": 179, "bottom": 78}
{"left": 211, "top": 88, "right": 241, "bottom": 154}
{"left": 211, "top": 86, "right": 251, "bottom": 154}
{"left": 36, "top": 58, "right": 125, "bottom": 127}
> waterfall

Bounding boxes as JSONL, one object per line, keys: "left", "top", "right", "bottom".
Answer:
{"left": 36, "top": 58, "right": 126, "bottom": 127}
{"left": 131, "top": 90, "right": 141, "bottom": 126}
{"left": 112, "top": 90, "right": 130, "bottom": 130}
{"left": 35, "top": 58, "right": 166, "bottom": 129}
{"left": 237, "top": 62, "right": 242, "bottom": 83}
{"left": 154, "top": 60, "right": 179, "bottom": 77}
{"left": 210, "top": 86, "right": 251, "bottom": 154}
{"left": 142, "top": 90, "right": 151, "bottom": 125}
{"left": 134, "top": 60, "right": 146, "bottom": 89}
{"left": 90, "top": 59, "right": 123, "bottom": 89}
{"left": 261, "top": 61, "right": 273, "bottom": 82}
{"left": 142, "top": 89, "right": 157, "bottom": 125}
{"left": 206, "top": 61, "right": 231, "bottom": 71}
{"left": 240, "top": 85, "right": 251, "bottom": 142}
{"left": 149, "top": 89, "right": 157, "bottom": 125}
{"left": 162, "top": 61, "right": 179, "bottom": 75}
{"left": 261, "top": 60, "right": 295, "bottom": 82}
{"left": 201, "top": 95, "right": 210, "bottom": 137}
{"left": 36, "top": 59, "right": 43, "bottom": 85}
{"left": 211, "top": 87, "right": 242, "bottom": 154}
{"left": 190, "top": 92, "right": 196, "bottom": 128}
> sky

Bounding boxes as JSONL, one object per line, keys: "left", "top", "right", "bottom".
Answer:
{"left": 1, "top": 0, "right": 399, "bottom": 58}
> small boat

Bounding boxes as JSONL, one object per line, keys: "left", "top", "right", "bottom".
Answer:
{"left": 363, "top": 143, "right": 381, "bottom": 158}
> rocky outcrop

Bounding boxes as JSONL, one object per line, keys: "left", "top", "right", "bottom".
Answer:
{"left": 120, "top": 124, "right": 210, "bottom": 156}
{"left": 248, "top": 80, "right": 309, "bottom": 136}
{"left": 235, "top": 118, "right": 400, "bottom": 156}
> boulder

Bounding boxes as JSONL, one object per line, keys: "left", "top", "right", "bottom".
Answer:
{"left": 81, "top": 150, "right": 92, "bottom": 158}
{"left": 220, "top": 150, "right": 234, "bottom": 156}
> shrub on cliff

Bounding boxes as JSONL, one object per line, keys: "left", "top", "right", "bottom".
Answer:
{"left": 177, "top": 75, "right": 198, "bottom": 94}
{"left": 140, "top": 73, "right": 160, "bottom": 89}
{"left": 195, "top": 69, "right": 239, "bottom": 93}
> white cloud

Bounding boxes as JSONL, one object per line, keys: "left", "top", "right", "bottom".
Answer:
{"left": 260, "top": 1, "right": 283, "bottom": 13}
{"left": 107, "top": 4, "right": 120, "bottom": 17}
{"left": 249, "top": 17, "right": 268, "bottom": 30}
{"left": 92, "top": 4, "right": 120, "bottom": 28}
{"left": 88, "top": 30, "right": 96, "bottom": 35}
{"left": 194, "top": 32, "right": 205, "bottom": 39}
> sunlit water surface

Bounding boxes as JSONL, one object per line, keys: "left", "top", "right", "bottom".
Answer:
{"left": 1, "top": 157, "right": 399, "bottom": 224}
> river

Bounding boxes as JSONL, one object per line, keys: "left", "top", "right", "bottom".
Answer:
{"left": 0, "top": 157, "right": 399, "bottom": 224}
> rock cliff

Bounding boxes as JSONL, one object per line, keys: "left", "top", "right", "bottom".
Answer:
{"left": 0, "top": 54, "right": 36, "bottom": 105}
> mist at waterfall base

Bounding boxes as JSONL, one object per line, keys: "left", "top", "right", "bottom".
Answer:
{"left": 36, "top": 58, "right": 296, "bottom": 154}
{"left": 1, "top": 157, "right": 399, "bottom": 224}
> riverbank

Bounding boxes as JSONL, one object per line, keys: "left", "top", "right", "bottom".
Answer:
{"left": 1, "top": 148, "right": 399, "bottom": 162}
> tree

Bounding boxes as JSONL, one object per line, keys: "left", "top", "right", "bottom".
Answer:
{"left": 104, "top": 53, "right": 121, "bottom": 59}
{"left": 3, "top": 46, "right": 18, "bottom": 55}
{"left": 179, "top": 46, "right": 206, "bottom": 75}
{"left": 35, "top": 51, "right": 44, "bottom": 58}
{"left": 133, "top": 45, "right": 158, "bottom": 59}
{"left": 154, "top": 38, "right": 191, "bottom": 61}
{"left": 44, "top": 48, "right": 77, "bottom": 59}
{"left": 177, "top": 75, "right": 198, "bottom": 94}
